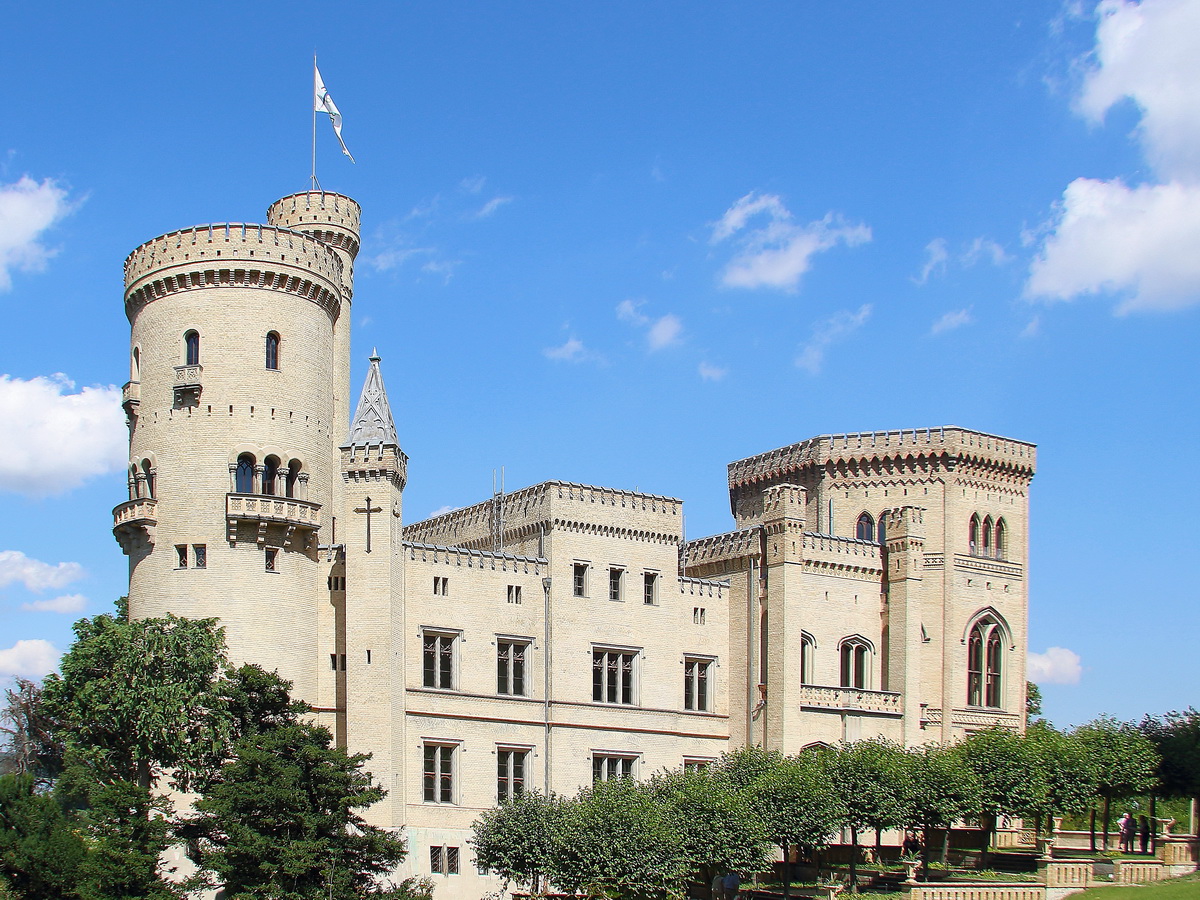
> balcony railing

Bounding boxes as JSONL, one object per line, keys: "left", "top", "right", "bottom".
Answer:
{"left": 226, "top": 493, "right": 321, "bottom": 546}
{"left": 121, "top": 381, "right": 140, "bottom": 420}
{"left": 796, "top": 684, "right": 902, "bottom": 714}
{"left": 173, "top": 364, "right": 203, "bottom": 405}
{"left": 112, "top": 497, "right": 158, "bottom": 554}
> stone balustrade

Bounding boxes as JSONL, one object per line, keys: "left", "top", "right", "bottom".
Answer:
{"left": 112, "top": 498, "right": 158, "bottom": 554}
{"left": 1042, "top": 861, "right": 1090, "bottom": 888}
{"left": 226, "top": 494, "right": 321, "bottom": 546}
{"left": 796, "top": 684, "right": 902, "bottom": 714}
{"left": 1113, "top": 860, "right": 1165, "bottom": 883}
{"left": 906, "top": 885, "right": 1044, "bottom": 900}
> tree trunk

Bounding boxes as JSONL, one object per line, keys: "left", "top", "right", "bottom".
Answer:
{"left": 920, "top": 827, "right": 931, "bottom": 881}
{"left": 781, "top": 842, "right": 790, "bottom": 900}
{"left": 1089, "top": 808, "right": 1097, "bottom": 853}
{"left": 874, "top": 827, "right": 882, "bottom": 859}
{"left": 1149, "top": 796, "right": 1158, "bottom": 856}
{"left": 1102, "top": 796, "right": 1112, "bottom": 851}
{"left": 940, "top": 828, "right": 950, "bottom": 868}
{"left": 849, "top": 825, "right": 858, "bottom": 893}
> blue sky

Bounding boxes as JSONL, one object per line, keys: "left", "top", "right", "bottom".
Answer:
{"left": 1, "top": 1, "right": 1197, "bottom": 729}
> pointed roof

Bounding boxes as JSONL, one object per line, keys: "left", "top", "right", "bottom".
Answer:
{"left": 344, "top": 350, "right": 400, "bottom": 448}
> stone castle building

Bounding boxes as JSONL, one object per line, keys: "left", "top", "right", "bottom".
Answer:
{"left": 112, "top": 189, "right": 1036, "bottom": 895}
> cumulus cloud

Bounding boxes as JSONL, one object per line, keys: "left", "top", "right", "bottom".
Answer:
{"left": 931, "top": 308, "right": 973, "bottom": 335}
{"left": 711, "top": 192, "right": 871, "bottom": 291}
{"left": 1027, "top": 646, "right": 1083, "bottom": 685}
{"left": 0, "top": 550, "right": 85, "bottom": 592}
{"left": 616, "top": 300, "right": 683, "bottom": 350}
{"left": 22, "top": 593, "right": 87, "bottom": 614}
{"left": 0, "top": 374, "right": 126, "bottom": 496}
{"left": 698, "top": 362, "right": 728, "bottom": 381}
{"left": 0, "top": 639, "right": 59, "bottom": 680}
{"left": 0, "top": 177, "right": 73, "bottom": 291}
{"left": 543, "top": 337, "right": 602, "bottom": 364}
{"left": 795, "top": 304, "right": 872, "bottom": 374}
{"left": 1027, "top": 0, "right": 1200, "bottom": 311}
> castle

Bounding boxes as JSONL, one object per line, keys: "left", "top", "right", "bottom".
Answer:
{"left": 112, "top": 190, "right": 1036, "bottom": 895}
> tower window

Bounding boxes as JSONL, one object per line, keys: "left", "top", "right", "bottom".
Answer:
{"left": 994, "top": 518, "right": 1007, "bottom": 560}
{"left": 968, "top": 617, "right": 1005, "bottom": 708}
{"left": 285, "top": 460, "right": 301, "bottom": 498}
{"left": 839, "top": 638, "right": 871, "bottom": 689}
{"left": 262, "top": 456, "right": 280, "bottom": 496}
{"left": 800, "top": 632, "right": 815, "bottom": 685}
{"left": 265, "top": 331, "right": 280, "bottom": 370}
{"left": 235, "top": 454, "right": 255, "bottom": 493}
{"left": 184, "top": 330, "right": 200, "bottom": 366}
{"left": 856, "top": 512, "right": 875, "bottom": 542}
{"left": 969, "top": 515, "right": 980, "bottom": 555}
{"left": 265, "top": 548, "right": 278, "bottom": 572}
{"left": 643, "top": 571, "right": 658, "bottom": 605}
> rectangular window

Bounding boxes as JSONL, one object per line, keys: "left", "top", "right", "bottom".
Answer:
{"left": 592, "top": 648, "right": 636, "bottom": 705}
{"left": 683, "top": 758, "right": 714, "bottom": 774}
{"left": 592, "top": 754, "right": 635, "bottom": 782}
{"left": 429, "top": 845, "right": 459, "bottom": 875}
{"left": 330, "top": 653, "right": 338, "bottom": 671}
{"left": 643, "top": 572, "right": 658, "bottom": 605}
{"left": 693, "top": 607, "right": 705, "bottom": 624}
{"left": 423, "top": 744, "right": 454, "bottom": 803}
{"left": 433, "top": 576, "right": 449, "bottom": 596}
{"left": 497, "top": 747, "right": 528, "bottom": 802}
{"left": 265, "top": 548, "right": 278, "bottom": 572}
{"left": 609, "top": 567, "right": 623, "bottom": 601}
{"left": 423, "top": 631, "right": 456, "bottom": 689}
{"left": 684, "top": 658, "right": 711, "bottom": 711}
{"left": 507, "top": 584, "right": 522, "bottom": 604}
{"left": 573, "top": 563, "right": 588, "bottom": 597}
{"left": 497, "top": 640, "right": 528, "bottom": 696}
{"left": 175, "top": 545, "right": 188, "bottom": 568}
{"left": 193, "top": 545, "right": 206, "bottom": 568}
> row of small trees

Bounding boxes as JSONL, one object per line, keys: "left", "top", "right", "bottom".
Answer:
{"left": 0, "top": 604, "right": 416, "bottom": 900}
{"left": 471, "top": 720, "right": 1168, "bottom": 899}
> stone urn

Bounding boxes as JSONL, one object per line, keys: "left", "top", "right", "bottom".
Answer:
{"left": 902, "top": 860, "right": 921, "bottom": 881}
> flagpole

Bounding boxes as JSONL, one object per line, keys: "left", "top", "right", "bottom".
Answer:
{"left": 311, "top": 54, "right": 319, "bottom": 191}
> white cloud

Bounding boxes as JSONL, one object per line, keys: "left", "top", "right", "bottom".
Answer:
{"left": 543, "top": 337, "right": 602, "bottom": 364}
{"left": 930, "top": 308, "right": 973, "bottom": 335}
{"left": 616, "top": 299, "right": 648, "bottom": 325}
{"left": 367, "top": 245, "right": 435, "bottom": 272}
{"left": 916, "top": 238, "right": 949, "bottom": 284}
{"left": 1027, "top": 0, "right": 1200, "bottom": 312}
{"left": 1026, "top": 177, "right": 1200, "bottom": 312}
{"left": 616, "top": 300, "right": 682, "bottom": 351}
{"left": 22, "top": 593, "right": 87, "bottom": 614}
{"left": 711, "top": 192, "right": 871, "bottom": 292}
{"left": 459, "top": 175, "right": 486, "bottom": 194}
{"left": 962, "top": 237, "right": 1010, "bottom": 267}
{"left": 698, "top": 362, "right": 727, "bottom": 381}
{"left": 0, "top": 177, "right": 72, "bottom": 291}
{"left": 0, "top": 374, "right": 126, "bottom": 496}
{"left": 0, "top": 639, "right": 59, "bottom": 680}
{"left": 428, "top": 505, "right": 457, "bottom": 517}
{"left": 473, "top": 196, "right": 512, "bottom": 219}
{"left": 1021, "top": 315, "right": 1042, "bottom": 338}
{"left": 795, "top": 304, "right": 872, "bottom": 374}
{"left": 1027, "top": 646, "right": 1083, "bottom": 685}
{"left": 0, "top": 550, "right": 85, "bottom": 592}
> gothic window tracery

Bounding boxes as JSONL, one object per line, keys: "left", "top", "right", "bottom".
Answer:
{"left": 967, "top": 616, "right": 1005, "bottom": 708}
{"left": 266, "top": 331, "right": 280, "bottom": 370}
{"left": 856, "top": 512, "right": 875, "bottom": 542}
{"left": 235, "top": 454, "right": 255, "bottom": 494}
{"left": 839, "top": 637, "right": 871, "bottom": 689}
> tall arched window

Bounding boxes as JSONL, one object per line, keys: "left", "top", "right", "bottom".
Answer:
{"left": 969, "top": 514, "right": 980, "bottom": 555}
{"left": 266, "top": 332, "right": 280, "bottom": 370}
{"left": 982, "top": 516, "right": 993, "bottom": 557}
{"left": 285, "top": 460, "right": 301, "bottom": 498}
{"left": 131, "top": 347, "right": 141, "bottom": 381}
{"left": 235, "top": 454, "right": 255, "bottom": 494}
{"left": 994, "top": 518, "right": 1007, "bottom": 560}
{"left": 877, "top": 510, "right": 889, "bottom": 544}
{"left": 800, "top": 632, "right": 815, "bottom": 686}
{"left": 856, "top": 512, "right": 875, "bottom": 542}
{"left": 262, "top": 456, "right": 280, "bottom": 496}
{"left": 967, "top": 617, "right": 1005, "bottom": 708}
{"left": 839, "top": 638, "right": 871, "bottom": 689}
{"left": 184, "top": 330, "right": 200, "bottom": 366}
{"left": 141, "top": 459, "right": 155, "bottom": 499}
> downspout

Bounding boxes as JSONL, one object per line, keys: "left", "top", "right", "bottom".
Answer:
{"left": 542, "top": 574, "right": 552, "bottom": 794}
{"left": 746, "top": 554, "right": 757, "bottom": 746}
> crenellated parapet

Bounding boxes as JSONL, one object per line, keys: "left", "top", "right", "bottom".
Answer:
{"left": 123, "top": 224, "right": 346, "bottom": 321}
{"left": 404, "top": 541, "right": 546, "bottom": 575}
{"left": 341, "top": 444, "right": 407, "bottom": 490}
{"left": 796, "top": 532, "right": 883, "bottom": 578}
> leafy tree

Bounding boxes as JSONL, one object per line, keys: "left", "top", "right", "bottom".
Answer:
{"left": 0, "top": 773, "right": 86, "bottom": 900}
{"left": 1073, "top": 717, "right": 1159, "bottom": 850}
{"left": 747, "top": 753, "right": 845, "bottom": 899}
{"left": 184, "top": 667, "right": 405, "bottom": 900}
{"left": 1025, "top": 682, "right": 1043, "bottom": 725}
{"left": 904, "top": 744, "right": 979, "bottom": 874}
{"left": 827, "top": 740, "right": 911, "bottom": 891}
{"left": 470, "top": 790, "right": 562, "bottom": 894}
{"left": 550, "top": 777, "right": 687, "bottom": 900}
{"left": 958, "top": 727, "right": 1044, "bottom": 851}
{"left": 710, "top": 744, "right": 786, "bottom": 792}
{"left": 1024, "top": 723, "right": 1098, "bottom": 834}
{"left": 1141, "top": 708, "right": 1200, "bottom": 809}
{"left": 0, "top": 679, "right": 62, "bottom": 784}
{"left": 649, "top": 768, "right": 772, "bottom": 889}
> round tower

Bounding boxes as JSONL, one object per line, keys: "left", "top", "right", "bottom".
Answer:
{"left": 113, "top": 191, "right": 360, "bottom": 704}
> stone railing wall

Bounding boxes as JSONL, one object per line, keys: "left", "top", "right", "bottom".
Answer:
{"left": 905, "top": 885, "right": 1044, "bottom": 900}
{"left": 796, "top": 684, "right": 901, "bottom": 714}
{"left": 226, "top": 494, "right": 321, "bottom": 529}
{"left": 113, "top": 497, "right": 158, "bottom": 527}
{"left": 1042, "top": 861, "right": 1090, "bottom": 888}
{"left": 1113, "top": 860, "right": 1165, "bottom": 883}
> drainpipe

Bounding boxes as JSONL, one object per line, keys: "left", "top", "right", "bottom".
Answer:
{"left": 542, "top": 575, "right": 552, "bottom": 794}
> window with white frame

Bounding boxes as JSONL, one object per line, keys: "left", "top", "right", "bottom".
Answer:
{"left": 609, "top": 567, "right": 623, "bottom": 601}
{"left": 497, "top": 640, "right": 528, "bottom": 696}
{"left": 422, "top": 743, "right": 455, "bottom": 803}
{"left": 592, "top": 753, "right": 636, "bottom": 782}
{"left": 422, "top": 630, "right": 457, "bottom": 689}
{"left": 683, "top": 657, "right": 712, "bottom": 711}
{"left": 433, "top": 575, "right": 449, "bottom": 596}
{"left": 839, "top": 637, "right": 871, "bottom": 689}
{"left": 643, "top": 571, "right": 658, "bottom": 605}
{"left": 507, "top": 584, "right": 522, "bottom": 604}
{"left": 573, "top": 562, "right": 589, "bottom": 597}
{"left": 693, "top": 607, "right": 706, "bottom": 624}
{"left": 800, "top": 632, "right": 816, "bottom": 685}
{"left": 430, "top": 845, "right": 459, "bottom": 874}
{"left": 592, "top": 648, "right": 636, "bottom": 705}
{"left": 496, "top": 747, "right": 528, "bottom": 802}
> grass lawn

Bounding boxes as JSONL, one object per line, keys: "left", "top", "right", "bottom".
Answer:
{"left": 1066, "top": 872, "right": 1200, "bottom": 899}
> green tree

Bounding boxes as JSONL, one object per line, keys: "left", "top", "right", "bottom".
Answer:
{"left": 0, "top": 773, "right": 86, "bottom": 900}
{"left": 550, "top": 777, "right": 687, "bottom": 900}
{"left": 1073, "top": 717, "right": 1160, "bottom": 850}
{"left": 904, "top": 744, "right": 979, "bottom": 874}
{"left": 0, "top": 679, "right": 62, "bottom": 784}
{"left": 1141, "top": 709, "right": 1200, "bottom": 813}
{"left": 1025, "top": 682, "right": 1043, "bottom": 725}
{"left": 470, "top": 790, "right": 562, "bottom": 894}
{"left": 747, "top": 753, "right": 845, "bottom": 899}
{"left": 1024, "top": 723, "right": 1098, "bottom": 835}
{"left": 710, "top": 744, "right": 786, "bottom": 793}
{"left": 649, "top": 768, "right": 772, "bottom": 889}
{"left": 827, "top": 740, "right": 911, "bottom": 891}
{"left": 186, "top": 719, "right": 405, "bottom": 900}
{"left": 958, "top": 727, "right": 1044, "bottom": 851}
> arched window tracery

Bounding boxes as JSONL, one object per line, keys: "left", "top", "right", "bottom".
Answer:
{"left": 839, "top": 637, "right": 872, "bottom": 689}
{"left": 982, "top": 516, "right": 994, "bottom": 556}
{"left": 856, "top": 512, "right": 875, "bottom": 542}
{"left": 235, "top": 454, "right": 255, "bottom": 494}
{"left": 967, "top": 616, "right": 1005, "bottom": 708}
{"left": 266, "top": 332, "right": 280, "bottom": 370}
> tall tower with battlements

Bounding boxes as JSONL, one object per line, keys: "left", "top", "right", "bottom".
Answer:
{"left": 113, "top": 191, "right": 360, "bottom": 709}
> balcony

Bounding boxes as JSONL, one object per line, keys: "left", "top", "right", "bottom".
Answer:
{"left": 226, "top": 493, "right": 321, "bottom": 548}
{"left": 796, "top": 684, "right": 902, "bottom": 715}
{"left": 112, "top": 497, "right": 158, "bottom": 554}
{"left": 173, "top": 364, "right": 202, "bottom": 406}
{"left": 121, "top": 380, "right": 140, "bottom": 421}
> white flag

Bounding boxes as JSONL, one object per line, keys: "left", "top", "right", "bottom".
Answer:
{"left": 314, "top": 65, "right": 355, "bottom": 163}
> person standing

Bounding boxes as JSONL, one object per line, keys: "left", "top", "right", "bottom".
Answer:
{"left": 1118, "top": 812, "right": 1135, "bottom": 853}
{"left": 712, "top": 871, "right": 726, "bottom": 900}
{"left": 1139, "top": 816, "right": 1151, "bottom": 855}
{"left": 722, "top": 871, "right": 741, "bottom": 900}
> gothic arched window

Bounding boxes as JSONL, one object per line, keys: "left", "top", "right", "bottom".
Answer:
{"left": 266, "top": 332, "right": 280, "bottom": 370}
{"left": 285, "top": 460, "right": 301, "bottom": 498}
{"left": 969, "top": 514, "right": 980, "bottom": 555}
{"left": 877, "top": 510, "right": 889, "bottom": 545}
{"left": 800, "top": 632, "right": 815, "bottom": 686}
{"left": 184, "top": 330, "right": 200, "bottom": 366}
{"left": 262, "top": 456, "right": 280, "bottom": 497}
{"left": 839, "top": 637, "right": 871, "bottom": 689}
{"left": 968, "top": 617, "right": 1005, "bottom": 708}
{"left": 994, "top": 518, "right": 1007, "bottom": 560}
{"left": 856, "top": 512, "right": 875, "bottom": 542}
{"left": 982, "top": 516, "right": 993, "bottom": 556}
{"left": 235, "top": 454, "right": 255, "bottom": 494}
{"left": 141, "top": 459, "right": 155, "bottom": 499}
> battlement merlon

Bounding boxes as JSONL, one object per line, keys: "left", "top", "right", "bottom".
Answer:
{"left": 727, "top": 426, "right": 1037, "bottom": 497}
{"left": 267, "top": 191, "right": 361, "bottom": 260}
{"left": 404, "top": 480, "right": 683, "bottom": 549}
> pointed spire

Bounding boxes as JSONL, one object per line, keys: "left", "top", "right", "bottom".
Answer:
{"left": 344, "top": 354, "right": 399, "bottom": 448}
